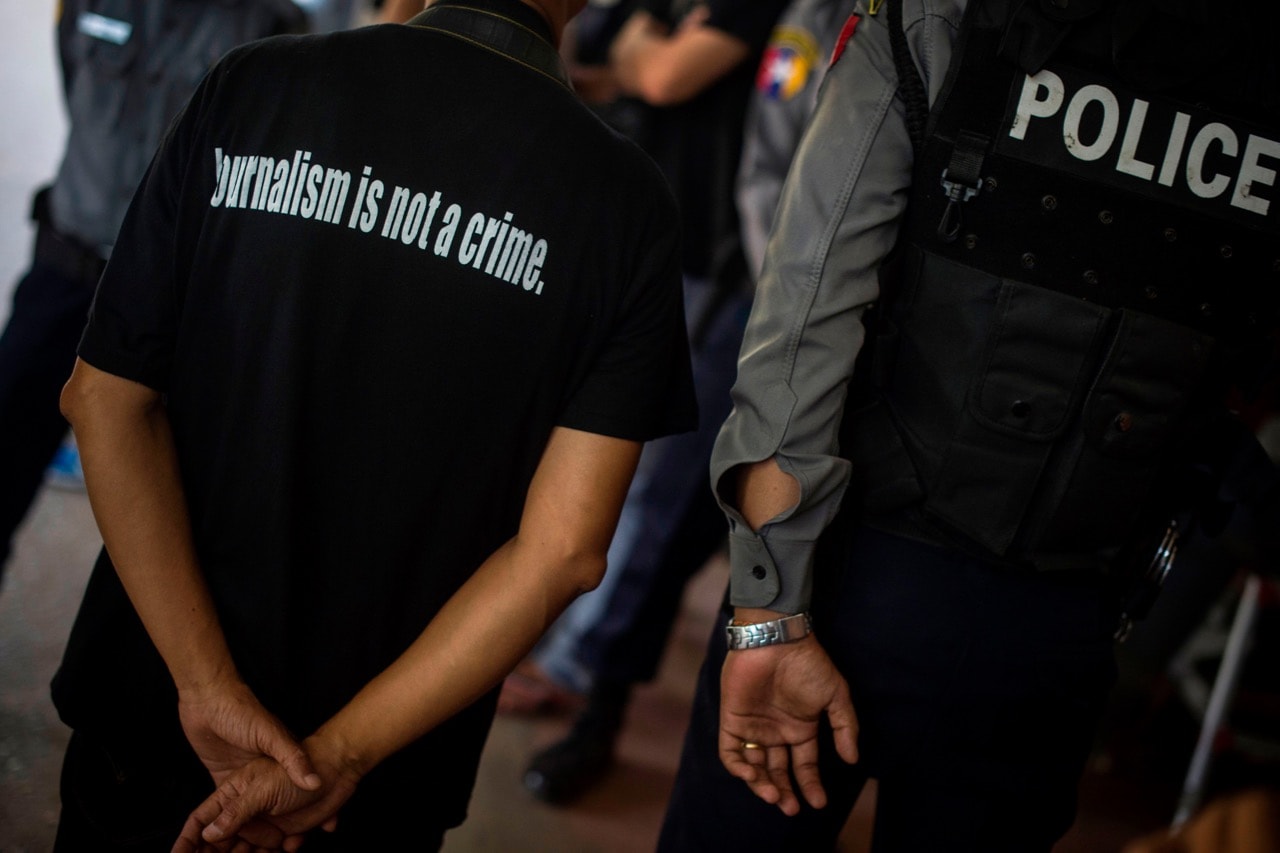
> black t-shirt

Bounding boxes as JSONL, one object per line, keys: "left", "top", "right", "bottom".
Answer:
{"left": 53, "top": 0, "right": 695, "bottom": 831}
{"left": 640, "top": 0, "right": 791, "bottom": 278}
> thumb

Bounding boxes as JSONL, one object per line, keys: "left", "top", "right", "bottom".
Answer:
{"left": 256, "top": 720, "right": 322, "bottom": 791}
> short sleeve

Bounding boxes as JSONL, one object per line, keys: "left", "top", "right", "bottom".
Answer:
{"left": 76, "top": 64, "right": 219, "bottom": 391}
{"left": 557, "top": 192, "right": 698, "bottom": 442}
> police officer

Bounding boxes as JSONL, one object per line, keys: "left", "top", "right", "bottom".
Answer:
{"left": 0, "top": 0, "right": 302, "bottom": 582}
{"left": 659, "top": 0, "right": 1280, "bottom": 850}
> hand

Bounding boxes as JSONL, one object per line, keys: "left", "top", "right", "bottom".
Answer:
{"left": 170, "top": 811, "right": 305, "bottom": 853}
{"left": 172, "top": 734, "right": 359, "bottom": 853}
{"left": 609, "top": 10, "right": 669, "bottom": 66}
{"left": 675, "top": 4, "right": 710, "bottom": 33}
{"left": 569, "top": 64, "right": 622, "bottom": 104}
{"left": 177, "top": 678, "right": 322, "bottom": 794}
{"left": 718, "top": 636, "right": 858, "bottom": 815}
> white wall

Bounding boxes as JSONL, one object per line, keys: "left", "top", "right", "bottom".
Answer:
{"left": 0, "top": 0, "right": 67, "bottom": 329}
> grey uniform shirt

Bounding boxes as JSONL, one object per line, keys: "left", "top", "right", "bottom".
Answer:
{"left": 736, "top": 0, "right": 853, "bottom": 279}
{"left": 710, "top": 0, "right": 967, "bottom": 613}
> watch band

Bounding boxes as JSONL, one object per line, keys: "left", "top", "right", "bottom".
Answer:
{"left": 724, "top": 613, "right": 812, "bottom": 650}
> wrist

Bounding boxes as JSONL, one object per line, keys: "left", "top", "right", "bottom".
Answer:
{"left": 172, "top": 653, "right": 241, "bottom": 701}
{"left": 731, "top": 607, "right": 791, "bottom": 625}
{"left": 308, "top": 725, "right": 373, "bottom": 783}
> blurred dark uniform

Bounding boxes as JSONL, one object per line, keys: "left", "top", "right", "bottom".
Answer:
{"left": 521, "top": 0, "right": 791, "bottom": 805}
{"left": 0, "top": 0, "right": 301, "bottom": 576}
{"left": 662, "top": 0, "right": 1280, "bottom": 850}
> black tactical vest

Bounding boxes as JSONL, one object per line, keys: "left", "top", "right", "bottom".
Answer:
{"left": 49, "top": 0, "right": 304, "bottom": 254}
{"left": 846, "top": 0, "right": 1280, "bottom": 570}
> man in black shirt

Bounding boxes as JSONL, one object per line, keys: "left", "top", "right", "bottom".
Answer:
{"left": 52, "top": 1, "right": 696, "bottom": 850}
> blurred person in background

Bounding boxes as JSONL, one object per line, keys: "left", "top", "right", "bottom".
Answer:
{"left": 512, "top": 0, "right": 807, "bottom": 806}
{"left": 0, "top": 0, "right": 304, "bottom": 588}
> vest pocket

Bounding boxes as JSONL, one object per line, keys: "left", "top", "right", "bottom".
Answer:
{"left": 925, "top": 280, "right": 1111, "bottom": 556}
{"left": 68, "top": 3, "right": 143, "bottom": 134}
{"left": 1028, "top": 310, "right": 1215, "bottom": 554}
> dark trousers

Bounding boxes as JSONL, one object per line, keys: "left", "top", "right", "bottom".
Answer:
{"left": 658, "top": 524, "right": 1118, "bottom": 852}
{"left": 0, "top": 252, "right": 98, "bottom": 574}
{"left": 55, "top": 729, "right": 211, "bottom": 852}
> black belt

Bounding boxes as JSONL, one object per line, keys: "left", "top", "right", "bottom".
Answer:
{"left": 30, "top": 187, "right": 107, "bottom": 287}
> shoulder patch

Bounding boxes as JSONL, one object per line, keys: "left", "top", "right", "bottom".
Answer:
{"left": 756, "top": 24, "right": 823, "bottom": 102}
{"left": 829, "top": 13, "right": 861, "bottom": 68}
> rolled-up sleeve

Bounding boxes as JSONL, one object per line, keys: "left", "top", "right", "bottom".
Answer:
{"left": 711, "top": 0, "right": 964, "bottom": 613}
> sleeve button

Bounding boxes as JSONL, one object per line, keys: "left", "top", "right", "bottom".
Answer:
{"left": 751, "top": 565, "right": 767, "bottom": 580}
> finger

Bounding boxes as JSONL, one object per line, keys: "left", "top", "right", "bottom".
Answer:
{"left": 717, "top": 728, "right": 751, "bottom": 778}
{"left": 718, "top": 732, "right": 781, "bottom": 804}
{"left": 826, "top": 690, "right": 860, "bottom": 765}
{"left": 717, "top": 730, "right": 762, "bottom": 782}
{"left": 202, "top": 838, "right": 237, "bottom": 853}
{"left": 258, "top": 724, "right": 322, "bottom": 791}
{"left": 731, "top": 756, "right": 784, "bottom": 808}
{"left": 182, "top": 829, "right": 244, "bottom": 853}
{"left": 741, "top": 743, "right": 767, "bottom": 769}
{"left": 235, "top": 819, "right": 287, "bottom": 849}
{"left": 719, "top": 746, "right": 763, "bottom": 785}
{"left": 763, "top": 745, "right": 801, "bottom": 817}
{"left": 201, "top": 777, "right": 269, "bottom": 844}
{"left": 789, "top": 737, "right": 828, "bottom": 811}
{"left": 186, "top": 792, "right": 233, "bottom": 845}
{"left": 171, "top": 814, "right": 205, "bottom": 853}
{"left": 283, "top": 833, "right": 309, "bottom": 852}
{"left": 175, "top": 795, "right": 240, "bottom": 852}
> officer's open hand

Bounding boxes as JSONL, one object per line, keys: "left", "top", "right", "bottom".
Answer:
{"left": 718, "top": 635, "right": 858, "bottom": 815}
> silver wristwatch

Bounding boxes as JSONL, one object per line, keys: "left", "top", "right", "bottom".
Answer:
{"left": 725, "top": 613, "right": 812, "bottom": 650}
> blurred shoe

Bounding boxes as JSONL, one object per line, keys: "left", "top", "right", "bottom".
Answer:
{"left": 497, "top": 661, "right": 584, "bottom": 716}
{"left": 46, "top": 437, "right": 85, "bottom": 491}
{"left": 522, "top": 681, "right": 629, "bottom": 805}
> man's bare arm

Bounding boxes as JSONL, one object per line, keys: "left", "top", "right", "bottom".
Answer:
{"left": 312, "top": 425, "right": 641, "bottom": 775}
{"left": 181, "top": 424, "right": 642, "bottom": 846}
{"left": 609, "top": 8, "right": 750, "bottom": 106}
{"left": 61, "top": 359, "right": 230, "bottom": 693}
{"left": 60, "top": 358, "right": 321, "bottom": 790}
{"left": 375, "top": 0, "right": 424, "bottom": 24}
